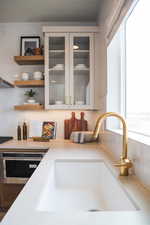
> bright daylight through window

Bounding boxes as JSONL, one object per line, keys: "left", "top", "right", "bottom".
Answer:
{"left": 125, "top": 0, "right": 150, "bottom": 136}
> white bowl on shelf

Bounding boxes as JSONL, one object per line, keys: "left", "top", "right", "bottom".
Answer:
{"left": 54, "top": 64, "right": 64, "bottom": 70}
{"left": 74, "top": 64, "right": 88, "bottom": 70}
{"left": 27, "top": 98, "right": 36, "bottom": 104}
{"left": 55, "top": 100, "right": 64, "bottom": 105}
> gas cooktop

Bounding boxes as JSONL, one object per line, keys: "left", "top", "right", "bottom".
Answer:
{"left": 0, "top": 136, "right": 13, "bottom": 144}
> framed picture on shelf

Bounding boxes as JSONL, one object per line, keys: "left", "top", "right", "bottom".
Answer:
{"left": 42, "top": 121, "right": 57, "bottom": 139}
{"left": 20, "top": 36, "right": 40, "bottom": 56}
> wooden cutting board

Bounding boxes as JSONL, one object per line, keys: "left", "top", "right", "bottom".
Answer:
{"left": 64, "top": 112, "right": 88, "bottom": 139}
{"left": 78, "top": 112, "right": 88, "bottom": 131}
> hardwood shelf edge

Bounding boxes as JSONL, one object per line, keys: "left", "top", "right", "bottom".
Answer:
{"left": 14, "top": 56, "right": 44, "bottom": 65}
{"left": 14, "top": 80, "right": 44, "bottom": 87}
{"left": 14, "top": 104, "right": 44, "bottom": 111}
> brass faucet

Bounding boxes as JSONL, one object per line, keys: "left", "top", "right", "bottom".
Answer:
{"left": 92, "top": 112, "right": 133, "bottom": 176}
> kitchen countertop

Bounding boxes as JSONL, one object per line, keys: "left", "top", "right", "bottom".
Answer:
{"left": 1, "top": 139, "right": 150, "bottom": 225}
{"left": 0, "top": 139, "right": 50, "bottom": 152}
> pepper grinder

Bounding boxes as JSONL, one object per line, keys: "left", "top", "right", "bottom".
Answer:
{"left": 17, "top": 123, "right": 22, "bottom": 141}
{"left": 23, "top": 122, "right": 27, "bottom": 140}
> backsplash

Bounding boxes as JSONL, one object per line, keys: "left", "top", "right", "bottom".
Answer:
{"left": 0, "top": 104, "right": 100, "bottom": 138}
{"left": 100, "top": 130, "right": 150, "bottom": 191}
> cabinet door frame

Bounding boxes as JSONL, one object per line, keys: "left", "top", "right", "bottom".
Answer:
{"left": 69, "top": 33, "right": 95, "bottom": 109}
{"left": 44, "top": 32, "right": 70, "bottom": 109}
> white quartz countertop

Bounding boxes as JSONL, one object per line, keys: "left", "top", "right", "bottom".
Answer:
{"left": 0, "top": 139, "right": 50, "bottom": 150}
{"left": 1, "top": 140, "right": 150, "bottom": 225}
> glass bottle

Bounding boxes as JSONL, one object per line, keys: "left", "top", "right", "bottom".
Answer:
{"left": 23, "top": 122, "right": 27, "bottom": 140}
{"left": 17, "top": 123, "right": 22, "bottom": 141}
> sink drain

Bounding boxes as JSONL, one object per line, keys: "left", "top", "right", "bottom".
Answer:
{"left": 87, "top": 209, "right": 101, "bottom": 212}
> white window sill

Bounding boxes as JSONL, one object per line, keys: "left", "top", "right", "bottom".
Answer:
{"left": 106, "top": 128, "right": 150, "bottom": 147}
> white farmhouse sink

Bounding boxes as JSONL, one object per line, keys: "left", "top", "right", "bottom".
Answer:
{"left": 37, "top": 160, "right": 138, "bottom": 212}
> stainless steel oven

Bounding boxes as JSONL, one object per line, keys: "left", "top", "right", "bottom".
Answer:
{"left": 1, "top": 152, "right": 45, "bottom": 183}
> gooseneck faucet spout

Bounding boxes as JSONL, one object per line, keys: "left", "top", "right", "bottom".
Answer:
{"left": 92, "top": 112, "right": 133, "bottom": 176}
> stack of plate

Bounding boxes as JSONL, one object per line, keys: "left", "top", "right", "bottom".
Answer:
{"left": 74, "top": 64, "right": 88, "bottom": 70}
{"left": 50, "top": 64, "right": 64, "bottom": 70}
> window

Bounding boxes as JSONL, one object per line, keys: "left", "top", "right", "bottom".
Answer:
{"left": 107, "top": 0, "right": 150, "bottom": 136}
{"left": 125, "top": 0, "right": 150, "bottom": 136}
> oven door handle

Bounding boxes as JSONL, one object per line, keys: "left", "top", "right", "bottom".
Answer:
{"left": 3, "top": 157, "right": 42, "bottom": 161}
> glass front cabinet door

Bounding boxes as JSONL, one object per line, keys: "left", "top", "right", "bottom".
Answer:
{"left": 45, "top": 33, "right": 70, "bottom": 109}
{"left": 44, "top": 32, "right": 95, "bottom": 109}
{"left": 70, "top": 33, "right": 94, "bottom": 109}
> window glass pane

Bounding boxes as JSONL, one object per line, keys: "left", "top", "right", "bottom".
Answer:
{"left": 126, "top": 0, "right": 150, "bottom": 135}
{"left": 73, "top": 36, "right": 90, "bottom": 105}
{"left": 48, "top": 37, "right": 65, "bottom": 105}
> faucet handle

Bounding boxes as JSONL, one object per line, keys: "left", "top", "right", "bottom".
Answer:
{"left": 114, "top": 158, "right": 133, "bottom": 168}
{"left": 113, "top": 158, "right": 133, "bottom": 176}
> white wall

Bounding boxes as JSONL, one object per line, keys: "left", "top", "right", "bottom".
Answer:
{"left": 0, "top": 22, "right": 101, "bottom": 138}
{"left": 106, "top": 26, "right": 123, "bottom": 128}
{"left": 101, "top": 131, "right": 150, "bottom": 190}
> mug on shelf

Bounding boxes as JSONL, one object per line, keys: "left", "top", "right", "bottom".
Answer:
{"left": 21, "top": 72, "right": 30, "bottom": 80}
{"left": 33, "top": 71, "right": 43, "bottom": 80}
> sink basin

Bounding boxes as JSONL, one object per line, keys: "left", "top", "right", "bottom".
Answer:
{"left": 37, "top": 159, "right": 138, "bottom": 212}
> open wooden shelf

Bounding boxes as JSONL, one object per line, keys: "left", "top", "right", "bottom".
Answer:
{"left": 14, "top": 56, "right": 44, "bottom": 65}
{"left": 14, "top": 104, "right": 44, "bottom": 111}
{"left": 14, "top": 80, "right": 44, "bottom": 87}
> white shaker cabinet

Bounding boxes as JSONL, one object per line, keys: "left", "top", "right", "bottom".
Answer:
{"left": 43, "top": 26, "right": 102, "bottom": 110}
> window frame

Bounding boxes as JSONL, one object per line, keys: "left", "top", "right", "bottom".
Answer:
{"left": 121, "top": 0, "right": 150, "bottom": 136}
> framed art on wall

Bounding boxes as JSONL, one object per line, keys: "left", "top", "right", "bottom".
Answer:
{"left": 20, "top": 36, "right": 40, "bottom": 56}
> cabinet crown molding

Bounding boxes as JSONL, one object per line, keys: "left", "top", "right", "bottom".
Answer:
{"left": 43, "top": 26, "right": 99, "bottom": 33}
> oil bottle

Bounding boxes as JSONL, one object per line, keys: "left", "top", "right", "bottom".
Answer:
{"left": 23, "top": 122, "right": 27, "bottom": 140}
{"left": 17, "top": 123, "right": 22, "bottom": 141}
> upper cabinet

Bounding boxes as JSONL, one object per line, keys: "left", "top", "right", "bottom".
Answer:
{"left": 43, "top": 26, "right": 101, "bottom": 110}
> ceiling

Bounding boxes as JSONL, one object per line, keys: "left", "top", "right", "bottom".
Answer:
{"left": 0, "top": 0, "right": 102, "bottom": 23}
